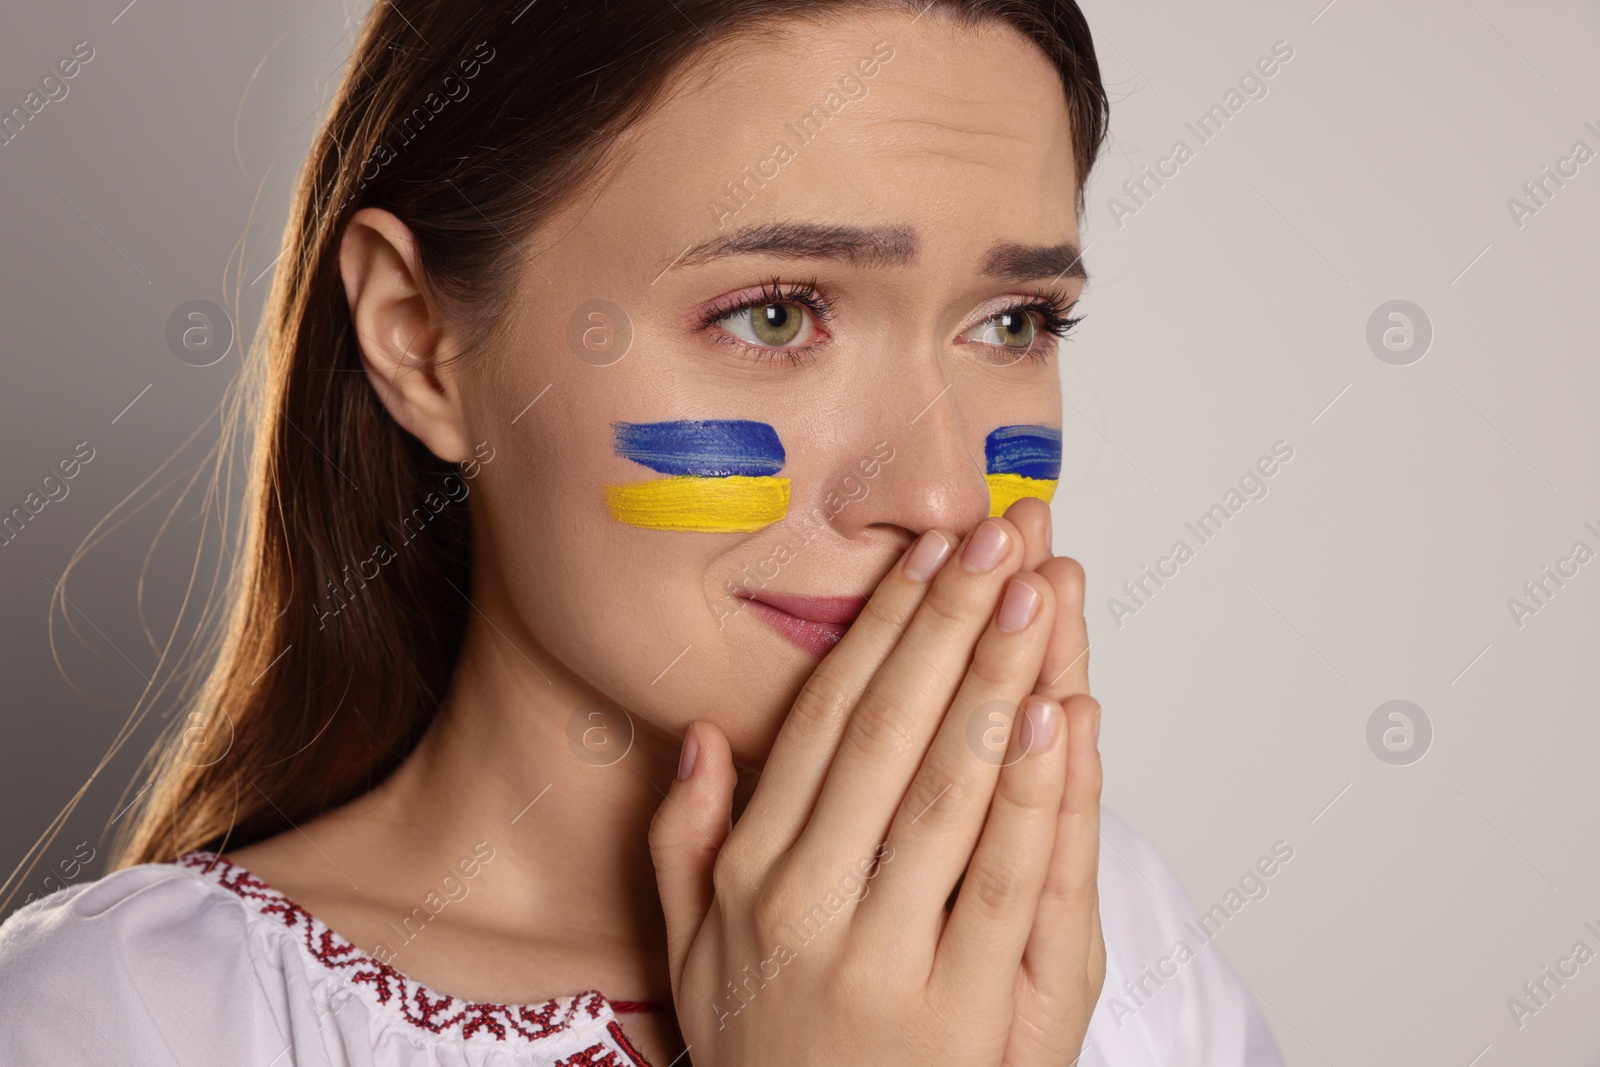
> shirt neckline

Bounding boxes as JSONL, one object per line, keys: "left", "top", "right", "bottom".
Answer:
{"left": 174, "top": 848, "right": 664, "bottom": 1059}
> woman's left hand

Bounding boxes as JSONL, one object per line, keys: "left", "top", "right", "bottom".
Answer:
{"left": 999, "top": 497, "right": 1106, "bottom": 1065}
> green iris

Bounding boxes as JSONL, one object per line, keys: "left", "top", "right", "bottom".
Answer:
{"left": 750, "top": 302, "right": 804, "bottom": 346}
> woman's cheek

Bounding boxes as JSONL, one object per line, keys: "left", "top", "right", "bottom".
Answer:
{"left": 601, "top": 418, "right": 790, "bottom": 533}
{"left": 983, "top": 423, "right": 1061, "bottom": 516}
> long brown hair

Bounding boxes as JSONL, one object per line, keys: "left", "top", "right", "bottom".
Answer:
{"left": 56, "top": 0, "right": 1107, "bottom": 875}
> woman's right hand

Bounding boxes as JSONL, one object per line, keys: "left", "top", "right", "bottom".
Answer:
{"left": 650, "top": 511, "right": 1104, "bottom": 1065}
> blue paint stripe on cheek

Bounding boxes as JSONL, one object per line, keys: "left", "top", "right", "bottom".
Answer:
{"left": 985, "top": 425, "right": 1062, "bottom": 480}
{"left": 612, "top": 420, "right": 786, "bottom": 477}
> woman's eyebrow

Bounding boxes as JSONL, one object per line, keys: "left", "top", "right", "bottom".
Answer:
{"left": 677, "top": 222, "right": 917, "bottom": 269}
{"left": 673, "top": 221, "right": 1087, "bottom": 282}
{"left": 979, "top": 240, "right": 1088, "bottom": 283}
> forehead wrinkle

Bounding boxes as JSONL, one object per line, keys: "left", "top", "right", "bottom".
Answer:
{"left": 878, "top": 108, "right": 1049, "bottom": 144}
{"left": 869, "top": 121, "right": 1067, "bottom": 176}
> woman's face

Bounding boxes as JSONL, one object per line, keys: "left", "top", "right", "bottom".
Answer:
{"left": 460, "top": 10, "right": 1082, "bottom": 765}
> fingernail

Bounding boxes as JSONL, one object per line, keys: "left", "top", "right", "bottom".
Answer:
{"left": 1013, "top": 697, "right": 1058, "bottom": 756}
{"left": 961, "top": 520, "right": 1010, "bottom": 573}
{"left": 1093, "top": 704, "right": 1102, "bottom": 746}
{"left": 996, "top": 578, "right": 1041, "bottom": 633}
{"left": 677, "top": 726, "right": 699, "bottom": 781}
{"left": 1026, "top": 699, "right": 1059, "bottom": 753}
{"left": 903, "top": 530, "right": 952, "bottom": 582}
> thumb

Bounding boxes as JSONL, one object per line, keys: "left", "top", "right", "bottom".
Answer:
{"left": 649, "top": 720, "right": 736, "bottom": 984}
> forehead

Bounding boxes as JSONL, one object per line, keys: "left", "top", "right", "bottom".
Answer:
{"left": 570, "top": 11, "right": 1081, "bottom": 261}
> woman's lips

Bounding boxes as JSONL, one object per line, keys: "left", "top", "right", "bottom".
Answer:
{"left": 738, "top": 591, "right": 869, "bottom": 657}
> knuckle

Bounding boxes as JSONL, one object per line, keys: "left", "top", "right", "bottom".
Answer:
{"left": 837, "top": 941, "right": 895, "bottom": 993}
{"left": 751, "top": 880, "right": 800, "bottom": 941}
{"left": 1036, "top": 878, "right": 1075, "bottom": 911}
{"left": 646, "top": 807, "right": 675, "bottom": 854}
{"left": 864, "top": 591, "right": 917, "bottom": 637}
{"left": 1058, "top": 868, "right": 1099, "bottom": 913}
{"left": 788, "top": 669, "right": 854, "bottom": 743}
{"left": 966, "top": 864, "right": 1024, "bottom": 914}
{"left": 915, "top": 581, "right": 974, "bottom": 635}
{"left": 1042, "top": 863, "right": 1099, "bottom": 909}
{"left": 901, "top": 770, "right": 968, "bottom": 825}
{"left": 848, "top": 690, "right": 920, "bottom": 755}
{"left": 965, "top": 639, "right": 1029, "bottom": 691}
{"left": 993, "top": 762, "right": 1056, "bottom": 814}
{"left": 783, "top": 885, "right": 844, "bottom": 949}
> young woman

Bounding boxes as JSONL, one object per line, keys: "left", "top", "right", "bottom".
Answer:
{"left": 0, "top": 1, "right": 1282, "bottom": 1064}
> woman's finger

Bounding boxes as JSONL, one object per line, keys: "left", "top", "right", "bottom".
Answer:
{"left": 859, "top": 570, "right": 1057, "bottom": 942}
{"left": 729, "top": 530, "right": 953, "bottom": 865}
{"left": 1009, "top": 693, "right": 1104, "bottom": 1064}
{"left": 796, "top": 516, "right": 1028, "bottom": 864}
{"left": 1032, "top": 555, "right": 1090, "bottom": 700}
{"left": 1001, "top": 496, "right": 1054, "bottom": 571}
{"left": 929, "top": 694, "right": 1069, "bottom": 1009}
{"left": 733, "top": 505, "right": 1048, "bottom": 868}
{"left": 648, "top": 721, "right": 738, "bottom": 988}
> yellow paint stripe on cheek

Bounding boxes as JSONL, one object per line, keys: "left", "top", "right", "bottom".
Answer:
{"left": 604, "top": 475, "right": 791, "bottom": 532}
{"left": 986, "top": 472, "right": 1058, "bottom": 517}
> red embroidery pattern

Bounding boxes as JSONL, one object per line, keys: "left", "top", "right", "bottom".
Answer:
{"left": 555, "top": 1044, "right": 625, "bottom": 1067}
{"left": 174, "top": 849, "right": 656, "bottom": 1063}
{"left": 605, "top": 1019, "right": 653, "bottom": 1066}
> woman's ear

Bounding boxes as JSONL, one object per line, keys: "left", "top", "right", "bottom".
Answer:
{"left": 339, "top": 206, "right": 472, "bottom": 463}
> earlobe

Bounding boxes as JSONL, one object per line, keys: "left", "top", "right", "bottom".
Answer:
{"left": 339, "top": 207, "right": 472, "bottom": 464}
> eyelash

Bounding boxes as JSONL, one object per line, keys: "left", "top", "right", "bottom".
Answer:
{"left": 696, "top": 276, "right": 834, "bottom": 365}
{"left": 1005, "top": 288, "right": 1085, "bottom": 352}
{"left": 695, "top": 276, "right": 1083, "bottom": 367}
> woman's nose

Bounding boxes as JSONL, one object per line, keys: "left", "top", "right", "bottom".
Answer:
{"left": 822, "top": 375, "right": 993, "bottom": 542}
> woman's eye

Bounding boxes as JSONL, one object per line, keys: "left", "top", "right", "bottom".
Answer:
{"left": 964, "top": 309, "right": 1039, "bottom": 351}
{"left": 717, "top": 301, "right": 819, "bottom": 348}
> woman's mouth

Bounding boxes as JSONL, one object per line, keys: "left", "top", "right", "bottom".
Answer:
{"left": 737, "top": 591, "right": 869, "bottom": 657}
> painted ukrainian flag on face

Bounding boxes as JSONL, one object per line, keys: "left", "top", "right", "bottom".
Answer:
{"left": 604, "top": 419, "right": 790, "bottom": 533}
{"left": 985, "top": 424, "right": 1062, "bottom": 517}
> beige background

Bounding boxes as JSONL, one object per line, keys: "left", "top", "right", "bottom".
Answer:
{"left": 1, "top": 0, "right": 1597, "bottom": 1062}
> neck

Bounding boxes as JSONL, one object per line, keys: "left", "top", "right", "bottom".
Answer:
{"left": 369, "top": 576, "right": 684, "bottom": 997}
